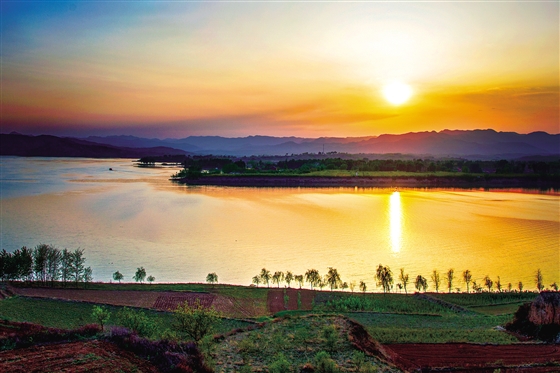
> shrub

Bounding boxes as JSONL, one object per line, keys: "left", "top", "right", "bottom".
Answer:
{"left": 322, "top": 325, "right": 339, "bottom": 351}
{"left": 174, "top": 300, "right": 219, "bottom": 344}
{"left": 352, "top": 350, "right": 366, "bottom": 369}
{"left": 314, "top": 351, "right": 340, "bottom": 373}
{"left": 269, "top": 352, "right": 292, "bottom": 373}
{"left": 92, "top": 305, "right": 111, "bottom": 331}
{"left": 116, "top": 307, "right": 156, "bottom": 338}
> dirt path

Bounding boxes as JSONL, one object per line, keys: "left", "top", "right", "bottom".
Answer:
{"left": 384, "top": 343, "right": 560, "bottom": 372}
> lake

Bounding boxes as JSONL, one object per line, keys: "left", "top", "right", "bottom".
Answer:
{"left": 1, "top": 157, "right": 558, "bottom": 291}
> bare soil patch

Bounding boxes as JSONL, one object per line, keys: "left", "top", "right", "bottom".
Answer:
{"left": 267, "top": 288, "right": 315, "bottom": 314}
{"left": 12, "top": 287, "right": 160, "bottom": 308}
{"left": 152, "top": 292, "right": 215, "bottom": 311}
{"left": 0, "top": 340, "right": 159, "bottom": 373}
{"left": 384, "top": 343, "right": 560, "bottom": 372}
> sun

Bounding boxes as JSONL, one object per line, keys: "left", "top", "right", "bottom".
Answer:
{"left": 382, "top": 82, "right": 413, "bottom": 105}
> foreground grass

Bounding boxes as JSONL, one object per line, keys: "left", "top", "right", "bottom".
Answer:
{"left": 212, "top": 315, "right": 401, "bottom": 373}
{"left": 348, "top": 312, "right": 517, "bottom": 344}
{"left": 0, "top": 296, "right": 252, "bottom": 340}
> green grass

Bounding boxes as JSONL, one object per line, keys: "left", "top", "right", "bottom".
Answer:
{"left": 212, "top": 315, "right": 400, "bottom": 372}
{"left": 468, "top": 302, "right": 527, "bottom": 316}
{"left": 430, "top": 292, "right": 537, "bottom": 307}
{"left": 0, "top": 296, "right": 252, "bottom": 340}
{"left": 316, "top": 293, "right": 457, "bottom": 315}
{"left": 348, "top": 312, "right": 517, "bottom": 344}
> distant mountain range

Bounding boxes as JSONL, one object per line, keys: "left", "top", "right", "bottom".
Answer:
{"left": 83, "top": 129, "right": 559, "bottom": 159}
{"left": 0, "top": 133, "right": 189, "bottom": 158}
{"left": 1, "top": 130, "right": 559, "bottom": 159}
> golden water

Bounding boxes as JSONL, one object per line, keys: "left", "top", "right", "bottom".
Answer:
{"left": 1, "top": 157, "right": 558, "bottom": 290}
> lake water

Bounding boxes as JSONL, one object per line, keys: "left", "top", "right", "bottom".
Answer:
{"left": 1, "top": 157, "right": 558, "bottom": 291}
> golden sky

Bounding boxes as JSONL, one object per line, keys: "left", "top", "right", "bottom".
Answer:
{"left": 2, "top": 1, "right": 558, "bottom": 137}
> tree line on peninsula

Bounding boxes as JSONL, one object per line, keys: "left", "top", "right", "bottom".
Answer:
{"left": 164, "top": 155, "right": 560, "bottom": 178}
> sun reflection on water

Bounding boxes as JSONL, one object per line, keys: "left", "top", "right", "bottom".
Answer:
{"left": 390, "top": 191, "right": 402, "bottom": 253}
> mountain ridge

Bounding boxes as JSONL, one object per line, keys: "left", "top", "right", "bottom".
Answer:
{"left": 1, "top": 130, "right": 558, "bottom": 159}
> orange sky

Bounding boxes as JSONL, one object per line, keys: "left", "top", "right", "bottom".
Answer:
{"left": 2, "top": 2, "right": 558, "bottom": 137}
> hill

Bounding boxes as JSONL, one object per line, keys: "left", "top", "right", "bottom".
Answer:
{"left": 0, "top": 133, "right": 189, "bottom": 158}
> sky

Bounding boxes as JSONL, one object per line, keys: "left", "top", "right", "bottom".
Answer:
{"left": 1, "top": 1, "right": 558, "bottom": 138}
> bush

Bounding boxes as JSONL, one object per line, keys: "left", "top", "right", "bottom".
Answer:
{"left": 352, "top": 350, "right": 366, "bottom": 369}
{"left": 174, "top": 300, "right": 220, "bottom": 343}
{"left": 116, "top": 307, "right": 156, "bottom": 338}
{"left": 92, "top": 305, "right": 111, "bottom": 331}
{"left": 322, "top": 325, "right": 339, "bottom": 350}
{"left": 269, "top": 352, "right": 292, "bottom": 373}
{"left": 314, "top": 351, "right": 340, "bottom": 373}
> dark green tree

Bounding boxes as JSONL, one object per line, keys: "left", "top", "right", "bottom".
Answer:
{"left": 463, "top": 270, "right": 472, "bottom": 293}
{"left": 446, "top": 269, "right": 455, "bottom": 293}
{"left": 206, "top": 272, "right": 218, "bottom": 286}
{"left": 536, "top": 269, "right": 544, "bottom": 291}
{"left": 399, "top": 268, "right": 409, "bottom": 294}
{"left": 133, "top": 267, "right": 147, "bottom": 283}
{"left": 113, "top": 271, "right": 124, "bottom": 283}
{"left": 272, "top": 271, "right": 284, "bottom": 288}
{"left": 305, "top": 269, "right": 320, "bottom": 290}
{"left": 284, "top": 271, "right": 294, "bottom": 288}
{"left": 376, "top": 264, "right": 393, "bottom": 293}
{"left": 174, "top": 300, "right": 220, "bottom": 344}
{"left": 483, "top": 275, "right": 493, "bottom": 292}
{"left": 260, "top": 268, "right": 271, "bottom": 288}
{"left": 431, "top": 270, "right": 441, "bottom": 293}
{"left": 325, "top": 267, "right": 341, "bottom": 291}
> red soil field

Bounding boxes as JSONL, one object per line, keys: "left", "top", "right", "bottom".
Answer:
{"left": 10, "top": 287, "right": 258, "bottom": 318}
{"left": 12, "top": 287, "right": 161, "bottom": 308}
{"left": 0, "top": 340, "right": 159, "bottom": 373}
{"left": 267, "top": 288, "right": 315, "bottom": 314}
{"left": 384, "top": 343, "right": 560, "bottom": 373}
{"left": 152, "top": 292, "right": 215, "bottom": 311}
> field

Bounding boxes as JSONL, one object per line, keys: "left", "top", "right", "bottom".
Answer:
{"left": 0, "top": 282, "right": 553, "bottom": 373}
{"left": 9, "top": 284, "right": 268, "bottom": 318}
{"left": 385, "top": 343, "right": 560, "bottom": 372}
{"left": 0, "top": 297, "right": 253, "bottom": 338}
{"left": 0, "top": 340, "right": 160, "bottom": 373}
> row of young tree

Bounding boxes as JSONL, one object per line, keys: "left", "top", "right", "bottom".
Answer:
{"left": 112, "top": 267, "right": 156, "bottom": 284}
{"left": 0, "top": 244, "right": 92, "bottom": 287}
{"left": 250, "top": 266, "right": 557, "bottom": 293}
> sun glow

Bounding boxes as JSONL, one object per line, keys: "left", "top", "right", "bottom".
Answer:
{"left": 389, "top": 191, "right": 402, "bottom": 253}
{"left": 382, "top": 82, "right": 413, "bottom": 105}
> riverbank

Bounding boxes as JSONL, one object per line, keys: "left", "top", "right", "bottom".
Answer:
{"left": 177, "top": 174, "right": 560, "bottom": 189}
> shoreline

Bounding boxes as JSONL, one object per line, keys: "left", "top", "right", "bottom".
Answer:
{"left": 177, "top": 175, "right": 560, "bottom": 189}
